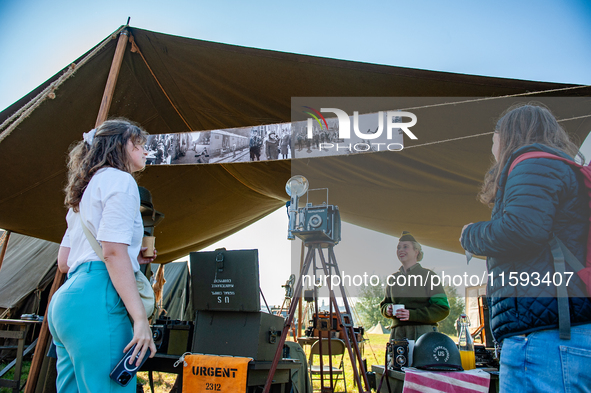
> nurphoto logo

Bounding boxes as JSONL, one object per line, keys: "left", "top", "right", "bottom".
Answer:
{"left": 302, "top": 107, "right": 417, "bottom": 152}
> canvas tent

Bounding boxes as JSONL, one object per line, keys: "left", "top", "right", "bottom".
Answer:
{"left": 367, "top": 321, "right": 390, "bottom": 335}
{"left": 0, "top": 231, "right": 58, "bottom": 319}
{"left": 0, "top": 229, "right": 190, "bottom": 320}
{"left": 0, "top": 25, "right": 590, "bottom": 263}
{"left": 149, "top": 261, "right": 191, "bottom": 320}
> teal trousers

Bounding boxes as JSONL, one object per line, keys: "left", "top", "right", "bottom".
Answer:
{"left": 48, "top": 261, "right": 134, "bottom": 392}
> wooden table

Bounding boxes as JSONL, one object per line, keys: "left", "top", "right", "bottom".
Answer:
{"left": 0, "top": 319, "right": 42, "bottom": 393}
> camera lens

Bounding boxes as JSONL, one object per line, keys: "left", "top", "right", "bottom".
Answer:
{"left": 309, "top": 215, "right": 322, "bottom": 228}
{"left": 397, "top": 347, "right": 405, "bottom": 355}
{"left": 118, "top": 372, "right": 132, "bottom": 385}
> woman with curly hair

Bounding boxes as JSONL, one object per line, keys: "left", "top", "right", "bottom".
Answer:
{"left": 48, "top": 118, "right": 157, "bottom": 392}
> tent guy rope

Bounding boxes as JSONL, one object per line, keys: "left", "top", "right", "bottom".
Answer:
{"left": 397, "top": 84, "right": 591, "bottom": 113}
{"left": 405, "top": 113, "right": 591, "bottom": 150}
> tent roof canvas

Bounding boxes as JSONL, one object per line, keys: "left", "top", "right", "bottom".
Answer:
{"left": 1, "top": 26, "right": 590, "bottom": 261}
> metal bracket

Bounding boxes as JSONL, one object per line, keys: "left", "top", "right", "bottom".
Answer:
{"left": 340, "top": 313, "right": 354, "bottom": 328}
{"left": 215, "top": 252, "right": 224, "bottom": 272}
{"left": 269, "top": 330, "right": 279, "bottom": 344}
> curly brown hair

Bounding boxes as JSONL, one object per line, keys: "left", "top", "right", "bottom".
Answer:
{"left": 64, "top": 118, "right": 148, "bottom": 212}
{"left": 478, "top": 102, "right": 583, "bottom": 206}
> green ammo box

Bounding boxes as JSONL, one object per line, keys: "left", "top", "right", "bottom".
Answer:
{"left": 189, "top": 248, "right": 285, "bottom": 361}
{"left": 191, "top": 310, "right": 285, "bottom": 361}
{"left": 190, "top": 248, "right": 260, "bottom": 312}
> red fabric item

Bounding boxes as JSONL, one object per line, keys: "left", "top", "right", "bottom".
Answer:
{"left": 508, "top": 151, "right": 591, "bottom": 294}
{"left": 402, "top": 369, "right": 490, "bottom": 393}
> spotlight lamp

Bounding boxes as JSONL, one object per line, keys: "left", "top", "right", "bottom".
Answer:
{"left": 285, "top": 175, "right": 309, "bottom": 198}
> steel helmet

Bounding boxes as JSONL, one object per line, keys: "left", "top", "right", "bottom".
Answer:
{"left": 412, "top": 332, "right": 463, "bottom": 371}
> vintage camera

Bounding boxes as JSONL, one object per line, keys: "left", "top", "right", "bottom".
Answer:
{"left": 293, "top": 204, "right": 341, "bottom": 244}
{"left": 151, "top": 319, "right": 194, "bottom": 356}
{"left": 387, "top": 338, "right": 409, "bottom": 370}
{"left": 475, "top": 344, "right": 498, "bottom": 367}
{"left": 152, "top": 324, "right": 166, "bottom": 349}
{"left": 286, "top": 176, "right": 341, "bottom": 245}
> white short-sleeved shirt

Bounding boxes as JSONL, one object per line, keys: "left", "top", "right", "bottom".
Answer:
{"left": 61, "top": 167, "right": 143, "bottom": 272}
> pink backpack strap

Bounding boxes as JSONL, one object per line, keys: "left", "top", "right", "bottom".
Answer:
{"left": 508, "top": 151, "right": 579, "bottom": 175}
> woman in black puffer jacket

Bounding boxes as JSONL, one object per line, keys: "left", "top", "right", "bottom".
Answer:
{"left": 461, "top": 103, "right": 591, "bottom": 392}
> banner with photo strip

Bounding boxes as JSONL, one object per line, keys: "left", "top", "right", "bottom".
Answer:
{"left": 145, "top": 113, "right": 405, "bottom": 166}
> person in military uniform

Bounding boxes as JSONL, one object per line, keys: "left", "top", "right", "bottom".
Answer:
{"left": 265, "top": 132, "right": 280, "bottom": 160}
{"left": 249, "top": 130, "right": 262, "bottom": 161}
{"left": 380, "top": 231, "right": 450, "bottom": 341}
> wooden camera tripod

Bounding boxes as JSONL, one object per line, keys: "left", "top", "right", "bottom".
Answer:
{"left": 262, "top": 240, "right": 370, "bottom": 393}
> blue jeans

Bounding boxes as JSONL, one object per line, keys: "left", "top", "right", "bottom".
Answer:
{"left": 47, "top": 261, "right": 134, "bottom": 392}
{"left": 500, "top": 323, "right": 591, "bottom": 392}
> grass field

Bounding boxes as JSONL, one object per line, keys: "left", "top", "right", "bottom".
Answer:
{"left": 137, "top": 370, "right": 179, "bottom": 392}
{"left": 310, "top": 333, "right": 389, "bottom": 392}
{"left": 0, "top": 360, "right": 31, "bottom": 393}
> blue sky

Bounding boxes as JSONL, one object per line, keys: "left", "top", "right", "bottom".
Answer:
{"left": 1, "top": 0, "right": 590, "bottom": 305}
{"left": 1, "top": 0, "right": 590, "bottom": 111}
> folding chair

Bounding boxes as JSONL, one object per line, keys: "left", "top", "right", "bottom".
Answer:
{"left": 308, "top": 338, "right": 347, "bottom": 392}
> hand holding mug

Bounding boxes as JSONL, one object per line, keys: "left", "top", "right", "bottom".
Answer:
{"left": 386, "top": 304, "right": 394, "bottom": 317}
{"left": 395, "top": 307, "right": 410, "bottom": 321}
{"left": 138, "top": 247, "right": 157, "bottom": 264}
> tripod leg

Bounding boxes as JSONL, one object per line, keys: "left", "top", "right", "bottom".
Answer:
{"left": 326, "top": 248, "right": 335, "bottom": 392}
{"left": 317, "top": 246, "right": 370, "bottom": 392}
{"left": 312, "top": 247, "right": 326, "bottom": 392}
{"left": 262, "top": 245, "right": 315, "bottom": 393}
{"left": 329, "top": 246, "right": 372, "bottom": 391}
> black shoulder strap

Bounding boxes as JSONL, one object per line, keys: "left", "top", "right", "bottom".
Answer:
{"left": 549, "top": 236, "right": 586, "bottom": 340}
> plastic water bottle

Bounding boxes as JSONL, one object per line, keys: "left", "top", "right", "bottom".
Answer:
{"left": 458, "top": 314, "right": 475, "bottom": 370}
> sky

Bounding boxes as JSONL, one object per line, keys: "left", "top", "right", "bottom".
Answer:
{"left": 1, "top": 0, "right": 590, "bottom": 306}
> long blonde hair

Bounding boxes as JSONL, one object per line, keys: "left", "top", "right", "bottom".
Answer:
{"left": 64, "top": 118, "right": 148, "bottom": 212}
{"left": 479, "top": 102, "right": 582, "bottom": 206}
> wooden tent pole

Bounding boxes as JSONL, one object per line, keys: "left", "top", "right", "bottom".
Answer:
{"left": 25, "top": 28, "right": 130, "bottom": 393}
{"left": 96, "top": 28, "right": 130, "bottom": 126}
{"left": 0, "top": 230, "right": 11, "bottom": 273}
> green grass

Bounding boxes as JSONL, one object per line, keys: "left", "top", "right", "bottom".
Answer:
{"left": 0, "top": 360, "right": 31, "bottom": 393}
{"left": 137, "top": 371, "right": 178, "bottom": 392}
{"left": 308, "top": 333, "right": 389, "bottom": 392}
